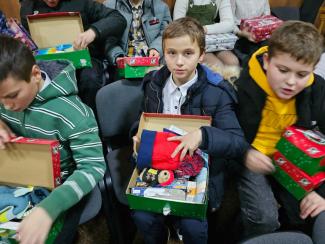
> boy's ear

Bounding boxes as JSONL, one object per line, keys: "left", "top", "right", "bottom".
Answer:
{"left": 30, "top": 65, "right": 42, "bottom": 83}
{"left": 263, "top": 53, "right": 269, "bottom": 71}
{"left": 199, "top": 51, "right": 205, "bottom": 63}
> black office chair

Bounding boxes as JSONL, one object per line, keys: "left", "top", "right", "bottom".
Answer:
{"left": 96, "top": 79, "right": 143, "bottom": 244}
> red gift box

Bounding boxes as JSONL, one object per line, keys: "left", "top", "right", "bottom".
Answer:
{"left": 117, "top": 57, "right": 160, "bottom": 78}
{"left": 272, "top": 126, "right": 325, "bottom": 199}
{"left": 240, "top": 15, "right": 283, "bottom": 42}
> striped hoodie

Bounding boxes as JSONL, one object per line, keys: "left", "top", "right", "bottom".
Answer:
{"left": 0, "top": 60, "right": 106, "bottom": 220}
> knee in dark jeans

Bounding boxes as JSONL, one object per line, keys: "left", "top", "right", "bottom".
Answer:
{"left": 242, "top": 205, "right": 279, "bottom": 235}
{"left": 179, "top": 218, "right": 208, "bottom": 244}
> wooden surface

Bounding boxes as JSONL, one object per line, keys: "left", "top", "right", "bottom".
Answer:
{"left": 0, "top": 0, "right": 20, "bottom": 20}
{"left": 269, "top": 0, "right": 303, "bottom": 8}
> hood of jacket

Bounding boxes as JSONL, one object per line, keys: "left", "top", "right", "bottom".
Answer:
{"left": 32, "top": 60, "right": 78, "bottom": 106}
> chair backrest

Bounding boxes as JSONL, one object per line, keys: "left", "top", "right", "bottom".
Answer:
{"left": 96, "top": 79, "right": 143, "bottom": 140}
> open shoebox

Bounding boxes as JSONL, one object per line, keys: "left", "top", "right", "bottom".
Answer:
{"left": 27, "top": 12, "right": 92, "bottom": 69}
{"left": 0, "top": 137, "right": 63, "bottom": 243}
{"left": 126, "top": 113, "right": 211, "bottom": 220}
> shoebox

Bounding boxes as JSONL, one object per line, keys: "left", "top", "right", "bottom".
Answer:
{"left": 0, "top": 137, "right": 61, "bottom": 189}
{"left": 126, "top": 113, "right": 211, "bottom": 220}
{"left": 27, "top": 12, "right": 92, "bottom": 69}
{"left": 240, "top": 15, "right": 283, "bottom": 42}
{"left": 117, "top": 57, "right": 159, "bottom": 78}
{"left": 205, "top": 33, "right": 238, "bottom": 52}
{"left": 272, "top": 126, "right": 325, "bottom": 200}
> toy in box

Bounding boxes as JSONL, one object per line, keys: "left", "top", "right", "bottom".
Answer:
{"left": 272, "top": 126, "right": 325, "bottom": 200}
{"left": 240, "top": 15, "right": 283, "bottom": 42}
{"left": 117, "top": 56, "right": 159, "bottom": 78}
{"left": 126, "top": 113, "right": 211, "bottom": 220}
{"left": 27, "top": 12, "right": 92, "bottom": 69}
{"left": 0, "top": 137, "right": 61, "bottom": 189}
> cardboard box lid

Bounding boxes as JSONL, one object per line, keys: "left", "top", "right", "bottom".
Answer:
{"left": 0, "top": 137, "right": 61, "bottom": 189}
{"left": 27, "top": 12, "right": 84, "bottom": 49}
{"left": 281, "top": 126, "right": 325, "bottom": 159}
{"left": 137, "top": 113, "right": 211, "bottom": 136}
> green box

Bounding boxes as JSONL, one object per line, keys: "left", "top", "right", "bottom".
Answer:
{"left": 272, "top": 126, "right": 325, "bottom": 200}
{"left": 0, "top": 214, "right": 64, "bottom": 244}
{"left": 117, "top": 57, "right": 159, "bottom": 78}
{"left": 126, "top": 113, "right": 212, "bottom": 220}
{"left": 27, "top": 12, "right": 92, "bottom": 69}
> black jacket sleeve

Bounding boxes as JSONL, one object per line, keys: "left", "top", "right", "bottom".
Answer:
{"left": 199, "top": 81, "right": 250, "bottom": 159}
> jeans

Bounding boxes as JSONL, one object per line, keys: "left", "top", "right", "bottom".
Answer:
{"left": 274, "top": 182, "right": 325, "bottom": 244}
{"left": 237, "top": 168, "right": 280, "bottom": 238}
{"left": 238, "top": 166, "right": 325, "bottom": 244}
{"left": 132, "top": 210, "right": 208, "bottom": 244}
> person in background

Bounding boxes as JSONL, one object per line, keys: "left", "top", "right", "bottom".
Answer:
{"left": 20, "top": 0, "right": 126, "bottom": 112}
{"left": 173, "top": 0, "right": 239, "bottom": 68}
{"left": 230, "top": 0, "right": 271, "bottom": 62}
{"left": 104, "top": 0, "right": 171, "bottom": 81}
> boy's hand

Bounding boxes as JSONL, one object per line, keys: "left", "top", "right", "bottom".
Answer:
{"left": 237, "top": 29, "right": 257, "bottom": 43}
{"left": 300, "top": 191, "right": 325, "bottom": 219}
{"left": 73, "top": 29, "right": 96, "bottom": 50}
{"left": 148, "top": 49, "right": 160, "bottom": 57}
{"left": 168, "top": 129, "right": 202, "bottom": 161}
{"left": 244, "top": 148, "right": 275, "bottom": 174}
{"left": 133, "top": 135, "right": 140, "bottom": 156}
{"left": 0, "top": 120, "right": 15, "bottom": 149}
{"left": 17, "top": 207, "right": 53, "bottom": 244}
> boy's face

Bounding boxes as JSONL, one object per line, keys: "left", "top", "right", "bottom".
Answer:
{"left": 164, "top": 35, "right": 204, "bottom": 86}
{"left": 0, "top": 65, "right": 42, "bottom": 112}
{"left": 263, "top": 52, "right": 314, "bottom": 100}
{"left": 43, "top": 0, "right": 60, "bottom": 8}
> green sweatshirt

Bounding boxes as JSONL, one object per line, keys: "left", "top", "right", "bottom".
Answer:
{"left": 0, "top": 60, "right": 106, "bottom": 220}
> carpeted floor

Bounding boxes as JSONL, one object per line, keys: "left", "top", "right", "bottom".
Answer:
{"left": 75, "top": 211, "right": 183, "bottom": 244}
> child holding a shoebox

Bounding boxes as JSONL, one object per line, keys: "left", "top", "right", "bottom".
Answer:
{"left": 104, "top": 0, "right": 171, "bottom": 79}
{"left": 235, "top": 21, "right": 325, "bottom": 243}
{"left": 130, "top": 17, "right": 248, "bottom": 244}
{"left": 0, "top": 35, "right": 106, "bottom": 244}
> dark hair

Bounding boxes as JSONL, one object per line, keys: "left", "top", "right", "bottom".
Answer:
{"left": 268, "top": 21, "right": 324, "bottom": 66}
{"left": 0, "top": 35, "right": 36, "bottom": 83}
{"left": 162, "top": 17, "right": 205, "bottom": 54}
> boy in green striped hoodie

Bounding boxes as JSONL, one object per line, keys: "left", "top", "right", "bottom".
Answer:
{"left": 0, "top": 35, "right": 106, "bottom": 244}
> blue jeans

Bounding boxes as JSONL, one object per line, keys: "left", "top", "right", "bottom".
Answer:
{"left": 132, "top": 210, "right": 208, "bottom": 244}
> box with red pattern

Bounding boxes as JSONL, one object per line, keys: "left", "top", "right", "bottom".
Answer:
{"left": 272, "top": 126, "right": 325, "bottom": 200}
{"left": 240, "top": 15, "right": 283, "bottom": 42}
{"left": 117, "top": 56, "right": 159, "bottom": 78}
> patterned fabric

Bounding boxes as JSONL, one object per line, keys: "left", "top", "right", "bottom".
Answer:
{"left": 177, "top": 153, "right": 204, "bottom": 177}
{"left": 127, "top": 1, "right": 149, "bottom": 57}
{"left": 0, "top": 60, "right": 106, "bottom": 220}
